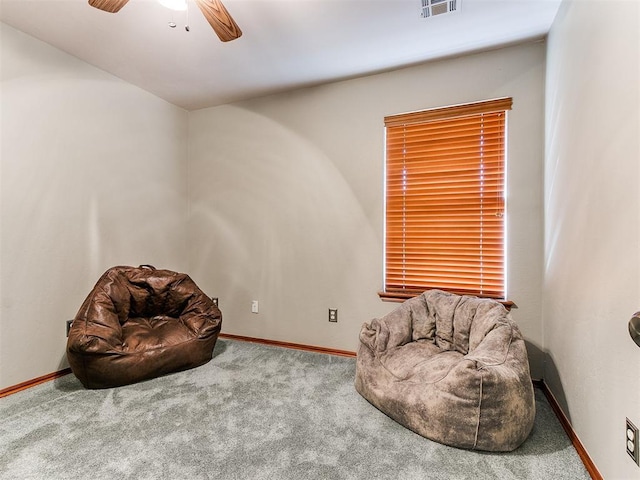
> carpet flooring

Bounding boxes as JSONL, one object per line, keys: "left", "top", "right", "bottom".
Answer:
{"left": 0, "top": 338, "right": 590, "bottom": 479}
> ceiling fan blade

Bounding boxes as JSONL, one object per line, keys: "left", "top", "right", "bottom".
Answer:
{"left": 194, "top": 0, "right": 242, "bottom": 42}
{"left": 88, "top": 0, "right": 130, "bottom": 13}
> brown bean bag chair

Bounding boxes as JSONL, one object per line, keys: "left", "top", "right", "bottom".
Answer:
{"left": 355, "top": 289, "right": 535, "bottom": 452}
{"left": 67, "top": 265, "right": 222, "bottom": 389}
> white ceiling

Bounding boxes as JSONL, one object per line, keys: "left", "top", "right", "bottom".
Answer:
{"left": 0, "top": 0, "right": 562, "bottom": 111}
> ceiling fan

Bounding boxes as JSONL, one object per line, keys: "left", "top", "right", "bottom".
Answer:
{"left": 88, "top": 0, "right": 242, "bottom": 42}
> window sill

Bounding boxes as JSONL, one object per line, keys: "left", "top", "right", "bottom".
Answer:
{"left": 378, "top": 290, "right": 515, "bottom": 311}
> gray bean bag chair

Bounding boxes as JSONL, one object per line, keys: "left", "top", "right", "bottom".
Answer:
{"left": 355, "top": 289, "right": 535, "bottom": 451}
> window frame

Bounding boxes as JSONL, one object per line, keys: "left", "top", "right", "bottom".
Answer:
{"left": 379, "top": 98, "right": 513, "bottom": 305}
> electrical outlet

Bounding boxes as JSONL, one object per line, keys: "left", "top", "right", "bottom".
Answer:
{"left": 66, "top": 319, "right": 73, "bottom": 337}
{"left": 329, "top": 309, "right": 338, "bottom": 322}
{"left": 251, "top": 300, "right": 259, "bottom": 314}
{"left": 211, "top": 297, "right": 219, "bottom": 307}
{"left": 627, "top": 418, "right": 639, "bottom": 465}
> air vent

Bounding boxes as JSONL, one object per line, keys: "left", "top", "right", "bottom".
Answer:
{"left": 421, "top": 0, "right": 459, "bottom": 18}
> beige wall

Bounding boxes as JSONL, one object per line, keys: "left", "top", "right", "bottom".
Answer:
{"left": 0, "top": 24, "right": 189, "bottom": 389}
{"left": 3, "top": 6, "right": 639, "bottom": 476}
{"left": 188, "top": 41, "right": 546, "bottom": 376}
{"left": 544, "top": 1, "right": 640, "bottom": 479}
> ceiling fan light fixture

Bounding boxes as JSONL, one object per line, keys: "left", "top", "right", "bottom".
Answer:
{"left": 88, "top": 0, "right": 241, "bottom": 42}
{"left": 158, "top": 0, "right": 187, "bottom": 11}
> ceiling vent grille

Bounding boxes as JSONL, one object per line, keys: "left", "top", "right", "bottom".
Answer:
{"left": 421, "top": 0, "right": 459, "bottom": 18}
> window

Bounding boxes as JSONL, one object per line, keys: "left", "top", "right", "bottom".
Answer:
{"left": 380, "top": 98, "right": 512, "bottom": 302}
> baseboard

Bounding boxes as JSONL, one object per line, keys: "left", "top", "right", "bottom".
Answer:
{"left": 0, "top": 368, "right": 72, "bottom": 398}
{"left": 533, "top": 379, "right": 602, "bottom": 480}
{"left": 219, "top": 333, "right": 357, "bottom": 358}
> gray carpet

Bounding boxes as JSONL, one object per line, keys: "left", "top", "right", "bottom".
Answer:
{"left": 0, "top": 339, "right": 590, "bottom": 480}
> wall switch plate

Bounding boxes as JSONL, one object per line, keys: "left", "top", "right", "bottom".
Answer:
{"left": 251, "top": 300, "right": 259, "bottom": 314}
{"left": 66, "top": 319, "right": 73, "bottom": 337}
{"left": 329, "top": 309, "right": 338, "bottom": 322}
{"left": 627, "top": 418, "right": 639, "bottom": 465}
{"left": 211, "top": 297, "right": 219, "bottom": 307}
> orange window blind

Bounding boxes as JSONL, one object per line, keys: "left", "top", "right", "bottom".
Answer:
{"left": 382, "top": 98, "right": 512, "bottom": 301}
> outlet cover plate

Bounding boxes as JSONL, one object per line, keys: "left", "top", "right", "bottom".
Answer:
{"left": 627, "top": 418, "right": 639, "bottom": 465}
